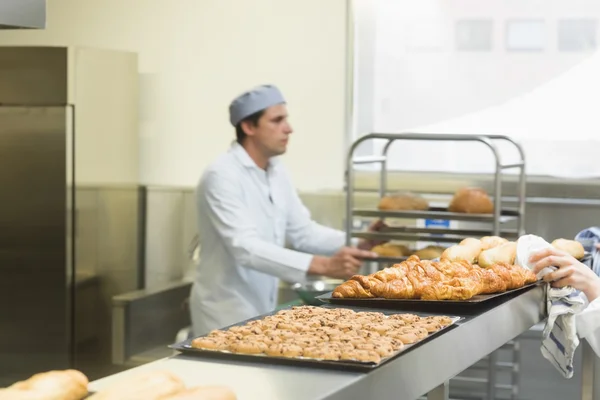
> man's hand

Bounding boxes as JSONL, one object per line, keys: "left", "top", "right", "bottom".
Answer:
{"left": 357, "top": 219, "right": 389, "bottom": 250}
{"left": 530, "top": 247, "right": 600, "bottom": 301}
{"left": 308, "top": 247, "right": 377, "bottom": 280}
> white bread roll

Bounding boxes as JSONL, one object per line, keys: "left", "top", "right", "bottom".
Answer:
{"left": 551, "top": 239, "right": 585, "bottom": 260}
{"left": 159, "top": 386, "right": 237, "bottom": 400}
{"left": 441, "top": 243, "right": 482, "bottom": 264}
{"left": 459, "top": 238, "right": 483, "bottom": 250}
{"left": 88, "top": 371, "right": 185, "bottom": 400}
{"left": 0, "top": 370, "right": 88, "bottom": 400}
{"left": 477, "top": 242, "right": 517, "bottom": 268}
{"left": 480, "top": 236, "right": 508, "bottom": 250}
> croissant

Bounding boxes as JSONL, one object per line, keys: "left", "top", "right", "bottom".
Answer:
{"left": 474, "top": 268, "right": 508, "bottom": 294}
{"left": 331, "top": 253, "right": 536, "bottom": 301}
{"left": 421, "top": 278, "right": 481, "bottom": 300}
{"left": 371, "top": 277, "right": 417, "bottom": 299}
{"left": 372, "top": 267, "right": 406, "bottom": 283}
{"left": 332, "top": 279, "right": 374, "bottom": 298}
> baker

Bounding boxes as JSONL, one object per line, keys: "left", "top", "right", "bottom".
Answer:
{"left": 190, "top": 84, "right": 381, "bottom": 335}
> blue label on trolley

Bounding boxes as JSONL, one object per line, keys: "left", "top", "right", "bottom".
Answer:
{"left": 424, "top": 219, "right": 450, "bottom": 229}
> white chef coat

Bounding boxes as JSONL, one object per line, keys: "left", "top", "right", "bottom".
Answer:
{"left": 190, "top": 142, "right": 348, "bottom": 336}
{"left": 576, "top": 296, "right": 600, "bottom": 357}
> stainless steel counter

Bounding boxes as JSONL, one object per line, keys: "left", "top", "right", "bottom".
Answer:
{"left": 90, "top": 286, "right": 545, "bottom": 400}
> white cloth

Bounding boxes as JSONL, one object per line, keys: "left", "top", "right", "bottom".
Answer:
{"left": 190, "top": 142, "right": 348, "bottom": 336}
{"left": 576, "top": 296, "right": 600, "bottom": 357}
{"left": 516, "top": 234, "right": 586, "bottom": 378}
{"left": 540, "top": 286, "right": 586, "bottom": 378}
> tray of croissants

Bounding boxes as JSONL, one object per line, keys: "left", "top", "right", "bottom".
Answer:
{"left": 170, "top": 305, "right": 461, "bottom": 371}
{"left": 0, "top": 369, "right": 237, "bottom": 400}
{"left": 318, "top": 236, "right": 587, "bottom": 309}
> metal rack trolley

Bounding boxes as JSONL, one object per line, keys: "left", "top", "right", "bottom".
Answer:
{"left": 344, "top": 133, "right": 527, "bottom": 400}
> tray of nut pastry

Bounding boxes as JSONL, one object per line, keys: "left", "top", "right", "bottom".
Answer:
{"left": 318, "top": 237, "right": 541, "bottom": 312}
{"left": 170, "top": 305, "right": 461, "bottom": 372}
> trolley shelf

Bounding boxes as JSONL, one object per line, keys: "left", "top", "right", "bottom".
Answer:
{"left": 352, "top": 231, "right": 518, "bottom": 244}
{"left": 351, "top": 207, "right": 521, "bottom": 224}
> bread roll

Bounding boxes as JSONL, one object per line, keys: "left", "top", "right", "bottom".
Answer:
{"left": 477, "top": 242, "right": 517, "bottom": 268}
{"left": 88, "top": 371, "right": 185, "bottom": 400}
{"left": 372, "top": 243, "right": 411, "bottom": 257}
{"left": 0, "top": 370, "right": 89, "bottom": 400}
{"left": 378, "top": 193, "right": 429, "bottom": 211}
{"left": 414, "top": 245, "right": 445, "bottom": 260}
{"left": 459, "top": 238, "right": 483, "bottom": 250}
{"left": 441, "top": 244, "right": 481, "bottom": 264}
{"left": 551, "top": 239, "right": 585, "bottom": 260}
{"left": 480, "top": 236, "right": 508, "bottom": 250}
{"left": 159, "top": 386, "right": 237, "bottom": 400}
{"left": 448, "top": 187, "right": 494, "bottom": 214}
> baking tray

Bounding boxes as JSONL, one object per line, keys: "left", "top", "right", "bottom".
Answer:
{"left": 169, "top": 306, "right": 462, "bottom": 372}
{"left": 316, "top": 282, "right": 541, "bottom": 314}
{"left": 352, "top": 207, "right": 520, "bottom": 223}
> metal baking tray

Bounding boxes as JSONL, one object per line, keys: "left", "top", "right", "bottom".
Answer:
{"left": 169, "top": 306, "right": 462, "bottom": 372}
{"left": 316, "top": 282, "right": 541, "bottom": 314}
{"left": 352, "top": 207, "right": 520, "bottom": 223}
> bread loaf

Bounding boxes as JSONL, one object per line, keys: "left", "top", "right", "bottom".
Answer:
{"left": 414, "top": 245, "right": 445, "bottom": 260}
{"left": 480, "top": 236, "right": 508, "bottom": 250}
{"left": 477, "top": 242, "right": 517, "bottom": 268}
{"left": 378, "top": 192, "right": 429, "bottom": 211}
{"left": 159, "top": 386, "right": 237, "bottom": 400}
{"left": 448, "top": 187, "right": 494, "bottom": 214}
{"left": 0, "top": 370, "right": 89, "bottom": 400}
{"left": 372, "top": 243, "right": 411, "bottom": 257}
{"left": 441, "top": 243, "right": 482, "bottom": 264}
{"left": 551, "top": 239, "right": 585, "bottom": 260}
{"left": 88, "top": 371, "right": 186, "bottom": 400}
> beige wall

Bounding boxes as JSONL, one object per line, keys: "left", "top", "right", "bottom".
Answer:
{"left": 0, "top": 0, "right": 349, "bottom": 191}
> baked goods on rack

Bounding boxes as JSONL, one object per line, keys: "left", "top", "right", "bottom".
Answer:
{"left": 551, "top": 239, "right": 585, "bottom": 260}
{"left": 413, "top": 245, "right": 445, "bottom": 260}
{"left": 448, "top": 187, "right": 494, "bottom": 214}
{"left": 331, "top": 254, "right": 537, "bottom": 301}
{"left": 190, "top": 306, "right": 455, "bottom": 365}
{"left": 0, "top": 369, "right": 89, "bottom": 400}
{"left": 372, "top": 242, "right": 411, "bottom": 257}
{"left": 378, "top": 192, "right": 429, "bottom": 211}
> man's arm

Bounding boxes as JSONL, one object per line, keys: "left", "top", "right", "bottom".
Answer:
{"left": 200, "top": 170, "right": 370, "bottom": 281}
{"left": 200, "top": 170, "right": 314, "bottom": 283}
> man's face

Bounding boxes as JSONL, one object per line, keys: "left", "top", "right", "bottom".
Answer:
{"left": 243, "top": 104, "right": 293, "bottom": 157}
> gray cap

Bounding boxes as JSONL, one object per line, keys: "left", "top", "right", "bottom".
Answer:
{"left": 229, "top": 84, "right": 286, "bottom": 126}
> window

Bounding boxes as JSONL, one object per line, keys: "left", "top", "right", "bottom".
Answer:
{"left": 558, "top": 19, "right": 598, "bottom": 52}
{"left": 456, "top": 20, "right": 493, "bottom": 51}
{"left": 506, "top": 20, "right": 546, "bottom": 51}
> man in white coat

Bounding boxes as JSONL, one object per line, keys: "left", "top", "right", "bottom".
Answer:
{"left": 190, "top": 84, "right": 379, "bottom": 336}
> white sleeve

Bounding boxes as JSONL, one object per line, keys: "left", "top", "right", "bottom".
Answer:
{"left": 576, "top": 297, "right": 600, "bottom": 358}
{"left": 200, "top": 170, "right": 312, "bottom": 283}
{"left": 282, "top": 177, "right": 348, "bottom": 256}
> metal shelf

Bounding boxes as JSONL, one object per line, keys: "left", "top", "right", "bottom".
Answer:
{"left": 352, "top": 207, "right": 521, "bottom": 224}
{"left": 364, "top": 226, "right": 519, "bottom": 237}
{"left": 344, "top": 133, "right": 528, "bottom": 400}
{"left": 353, "top": 231, "right": 515, "bottom": 244}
